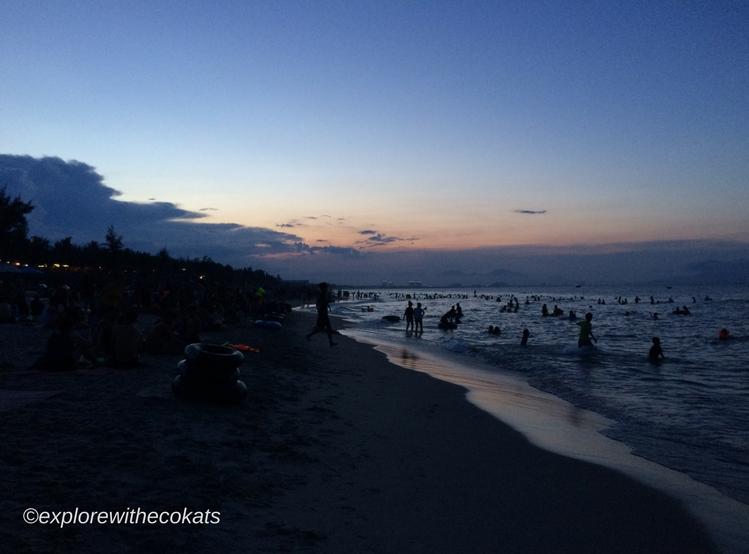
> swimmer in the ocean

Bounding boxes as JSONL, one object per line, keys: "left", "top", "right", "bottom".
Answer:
{"left": 649, "top": 337, "right": 664, "bottom": 362}
{"left": 521, "top": 328, "right": 530, "bottom": 346}
{"left": 577, "top": 312, "right": 597, "bottom": 348}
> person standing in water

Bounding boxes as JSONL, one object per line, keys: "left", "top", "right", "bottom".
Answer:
{"left": 521, "top": 327, "right": 530, "bottom": 346}
{"left": 404, "top": 300, "right": 415, "bottom": 332}
{"left": 306, "top": 282, "right": 336, "bottom": 346}
{"left": 577, "top": 312, "right": 597, "bottom": 348}
{"left": 649, "top": 337, "right": 664, "bottom": 362}
{"left": 414, "top": 303, "right": 426, "bottom": 334}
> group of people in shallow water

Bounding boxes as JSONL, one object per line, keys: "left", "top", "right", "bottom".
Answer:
{"left": 311, "top": 287, "right": 737, "bottom": 363}
{"left": 389, "top": 296, "right": 733, "bottom": 363}
{"left": 403, "top": 300, "right": 427, "bottom": 334}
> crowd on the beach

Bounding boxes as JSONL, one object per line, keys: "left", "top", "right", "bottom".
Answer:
{"left": 0, "top": 272, "right": 290, "bottom": 370}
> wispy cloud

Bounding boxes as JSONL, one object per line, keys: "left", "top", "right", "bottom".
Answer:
{"left": 513, "top": 209, "right": 547, "bottom": 215}
{"left": 357, "top": 232, "right": 419, "bottom": 248}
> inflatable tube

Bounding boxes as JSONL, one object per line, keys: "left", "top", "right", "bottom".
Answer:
{"left": 185, "top": 343, "right": 244, "bottom": 371}
{"left": 255, "top": 320, "right": 282, "bottom": 330}
{"left": 382, "top": 315, "right": 400, "bottom": 322}
{"left": 178, "top": 359, "right": 239, "bottom": 384}
{"left": 172, "top": 374, "right": 247, "bottom": 404}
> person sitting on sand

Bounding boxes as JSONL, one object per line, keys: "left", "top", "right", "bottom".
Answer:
{"left": 0, "top": 296, "right": 12, "bottom": 323}
{"left": 110, "top": 310, "right": 142, "bottom": 368}
{"left": 577, "top": 312, "right": 597, "bottom": 348}
{"left": 37, "top": 315, "right": 81, "bottom": 370}
{"left": 144, "top": 311, "right": 184, "bottom": 354}
{"left": 306, "top": 282, "right": 336, "bottom": 346}
{"left": 178, "top": 304, "right": 202, "bottom": 344}
{"left": 649, "top": 337, "right": 664, "bottom": 362}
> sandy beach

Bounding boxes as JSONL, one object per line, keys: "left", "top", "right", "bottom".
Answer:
{"left": 0, "top": 312, "right": 717, "bottom": 553}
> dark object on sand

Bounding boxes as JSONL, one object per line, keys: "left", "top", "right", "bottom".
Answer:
{"left": 173, "top": 343, "right": 247, "bottom": 403}
{"left": 255, "top": 320, "right": 282, "bottom": 330}
{"left": 264, "top": 312, "right": 286, "bottom": 323}
{"left": 382, "top": 315, "right": 400, "bottom": 322}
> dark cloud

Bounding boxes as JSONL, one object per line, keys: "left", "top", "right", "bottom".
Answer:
{"left": 0, "top": 155, "right": 303, "bottom": 267}
{"left": 276, "top": 223, "right": 297, "bottom": 228}
{"left": 199, "top": 207, "right": 218, "bottom": 212}
{"left": 513, "top": 209, "right": 547, "bottom": 215}
{"left": 357, "top": 232, "right": 419, "bottom": 248}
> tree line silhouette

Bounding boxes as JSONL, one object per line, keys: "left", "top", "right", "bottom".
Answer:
{"left": 0, "top": 187, "right": 283, "bottom": 289}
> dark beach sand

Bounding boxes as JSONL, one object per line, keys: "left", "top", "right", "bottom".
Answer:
{"left": 0, "top": 313, "right": 717, "bottom": 553}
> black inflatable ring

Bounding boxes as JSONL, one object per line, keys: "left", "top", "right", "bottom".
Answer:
{"left": 184, "top": 343, "right": 244, "bottom": 371}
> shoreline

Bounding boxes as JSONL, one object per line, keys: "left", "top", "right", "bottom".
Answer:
{"left": 339, "top": 325, "right": 749, "bottom": 553}
{"left": 0, "top": 312, "right": 721, "bottom": 552}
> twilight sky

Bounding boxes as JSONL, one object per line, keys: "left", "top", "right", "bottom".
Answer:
{"left": 1, "top": 1, "right": 748, "bottom": 283}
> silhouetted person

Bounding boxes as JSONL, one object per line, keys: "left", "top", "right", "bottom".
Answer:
{"left": 38, "top": 316, "right": 79, "bottom": 370}
{"left": 111, "top": 310, "right": 142, "bottom": 367}
{"left": 649, "top": 337, "right": 664, "bottom": 362}
{"left": 541, "top": 304, "right": 549, "bottom": 316}
{"left": 521, "top": 328, "right": 530, "bottom": 346}
{"left": 414, "top": 302, "right": 426, "bottom": 334}
{"left": 306, "top": 282, "right": 336, "bottom": 346}
{"left": 404, "top": 301, "right": 414, "bottom": 332}
{"left": 577, "top": 312, "right": 597, "bottom": 348}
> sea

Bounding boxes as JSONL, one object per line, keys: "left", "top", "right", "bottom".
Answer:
{"left": 315, "top": 285, "right": 749, "bottom": 511}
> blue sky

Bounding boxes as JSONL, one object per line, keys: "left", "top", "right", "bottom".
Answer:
{"left": 1, "top": 1, "right": 748, "bottom": 281}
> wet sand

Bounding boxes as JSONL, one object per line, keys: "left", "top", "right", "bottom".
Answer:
{"left": 0, "top": 313, "right": 717, "bottom": 552}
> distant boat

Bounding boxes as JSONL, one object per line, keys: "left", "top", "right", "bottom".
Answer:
{"left": 575, "top": 284, "right": 582, "bottom": 288}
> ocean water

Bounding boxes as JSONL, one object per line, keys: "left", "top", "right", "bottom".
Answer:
{"left": 322, "top": 285, "right": 749, "bottom": 506}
